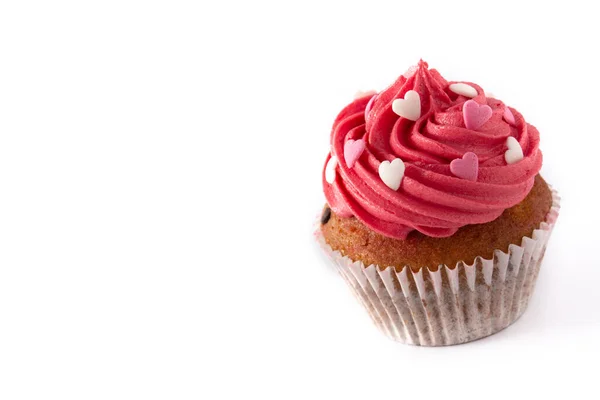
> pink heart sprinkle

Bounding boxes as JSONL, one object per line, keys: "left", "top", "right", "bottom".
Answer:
{"left": 450, "top": 152, "right": 479, "bottom": 181}
{"left": 463, "top": 100, "right": 493, "bottom": 131}
{"left": 364, "top": 94, "right": 377, "bottom": 121}
{"left": 344, "top": 139, "right": 366, "bottom": 168}
{"left": 503, "top": 106, "right": 515, "bottom": 126}
{"left": 403, "top": 65, "right": 418, "bottom": 79}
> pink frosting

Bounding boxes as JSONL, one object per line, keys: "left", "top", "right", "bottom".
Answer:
{"left": 322, "top": 61, "right": 542, "bottom": 239}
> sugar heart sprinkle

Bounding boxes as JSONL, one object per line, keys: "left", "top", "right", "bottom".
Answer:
{"left": 364, "top": 94, "right": 377, "bottom": 121}
{"left": 354, "top": 90, "right": 377, "bottom": 99}
{"left": 463, "top": 100, "right": 493, "bottom": 130}
{"left": 403, "top": 65, "right": 418, "bottom": 79}
{"left": 392, "top": 90, "right": 421, "bottom": 121}
{"left": 505, "top": 137, "right": 524, "bottom": 164}
{"left": 325, "top": 155, "right": 338, "bottom": 183}
{"left": 449, "top": 83, "right": 478, "bottom": 98}
{"left": 503, "top": 106, "right": 516, "bottom": 126}
{"left": 450, "top": 152, "right": 479, "bottom": 181}
{"left": 344, "top": 139, "right": 366, "bottom": 168}
{"left": 378, "top": 158, "right": 405, "bottom": 191}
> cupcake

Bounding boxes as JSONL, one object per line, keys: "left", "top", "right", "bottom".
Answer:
{"left": 317, "top": 60, "right": 560, "bottom": 346}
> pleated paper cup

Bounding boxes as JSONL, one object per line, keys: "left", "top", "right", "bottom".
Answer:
{"left": 317, "top": 189, "right": 560, "bottom": 346}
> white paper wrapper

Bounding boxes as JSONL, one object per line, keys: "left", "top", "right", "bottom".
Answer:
{"left": 317, "top": 189, "right": 560, "bottom": 346}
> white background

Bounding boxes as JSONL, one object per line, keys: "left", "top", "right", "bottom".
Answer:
{"left": 0, "top": 1, "right": 599, "bottom": 399}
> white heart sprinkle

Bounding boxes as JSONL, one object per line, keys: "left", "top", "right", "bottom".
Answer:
{"left": 325, "top": 155, "right": 338, "bottom": 183}
{"left": 354, "top": 90, "right": 377, "bottom": 99}
{"left": 505, "top": 137, "right": 524, "bottom": 164}
{"left": 449, "top": 83, "right": 478, "bottom": 98}
{"left": 392, "top": 90, "right": 421, "bottom": 121}
{"left": 378, "top": 158, "right": 405, "bottom": 191}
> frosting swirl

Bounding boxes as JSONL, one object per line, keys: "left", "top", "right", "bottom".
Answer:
{"left": 322, "top": 61, "right": 542, "bottom": 239}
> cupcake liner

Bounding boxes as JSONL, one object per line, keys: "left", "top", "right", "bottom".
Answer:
{"left": 317, "top": 189, "right": 560, "bottom": 346}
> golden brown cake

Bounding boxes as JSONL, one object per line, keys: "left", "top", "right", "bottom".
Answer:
{"left": 322, "top": 175, "right": 553, "bottom": 271}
